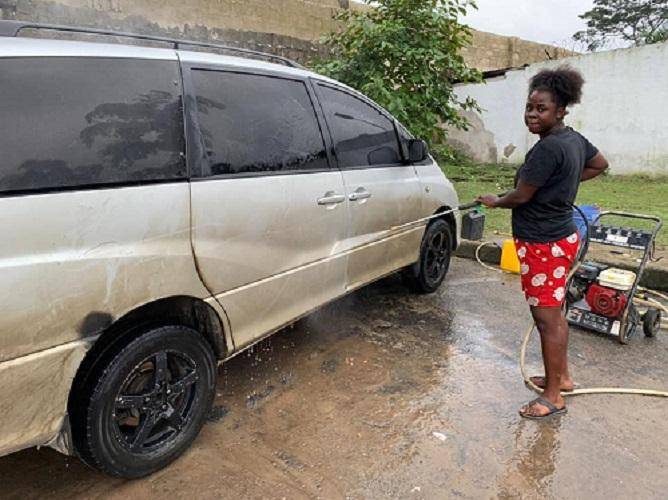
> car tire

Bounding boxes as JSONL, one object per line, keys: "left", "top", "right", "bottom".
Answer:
{"left": 403, "top": 219, "right": 453, "bottom": 294}
{"left": 72, "top": 325, "right": 217, "bottom": 478}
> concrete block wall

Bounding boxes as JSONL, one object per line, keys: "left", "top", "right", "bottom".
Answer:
{"left": 463, "top": 29, "right": 574, "bottom": 72}
{"left": 0, "top": 0, "right": 349, "bottom": 63}
{"left": 0, "top": 0, "right": 569, "bottom": 69}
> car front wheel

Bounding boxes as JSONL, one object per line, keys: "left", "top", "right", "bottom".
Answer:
{"left": 403, "top": 218, "right": 453, "bottom": 294}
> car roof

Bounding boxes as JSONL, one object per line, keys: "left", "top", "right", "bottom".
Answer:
{"left": 0, "top": 36, "right": 383, "bottom": 117}
{"left": 0, "top": 36, "right": 178, "bottom": 60}
{"left": 0, "top": 36, "right": 341, "bottom": 83}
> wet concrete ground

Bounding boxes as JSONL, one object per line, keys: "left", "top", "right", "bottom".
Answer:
{"left": 1, "top": 258, "right": 667, "bottom": 499}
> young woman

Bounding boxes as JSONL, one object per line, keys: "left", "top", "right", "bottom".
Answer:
{"left": 477, "top": 66, "right": 609, "bottom": 419}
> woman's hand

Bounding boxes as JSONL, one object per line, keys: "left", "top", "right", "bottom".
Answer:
{"left": 476, "top": 194, "right": 499, "bottom": 208}
{"left": 477, "top": 182, "right": 539, "bottom": 209}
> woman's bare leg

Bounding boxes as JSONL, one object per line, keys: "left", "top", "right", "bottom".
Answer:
{"left": 521, "top": 306, "right": 570, "bottom": 417}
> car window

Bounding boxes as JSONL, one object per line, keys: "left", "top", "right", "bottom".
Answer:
{"left": 317, "top": 84, "right": 402, "bottom": 168}
{"left": 191, "top": 71, "right": 328, "bottom": 176}
{"left": 0, "top": 57, "right": 185, "bottom": 195}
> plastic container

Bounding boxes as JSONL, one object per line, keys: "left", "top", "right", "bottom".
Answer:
{"left": 461, "top": 210, "right": 485, "bottom": 241}
{"left": 500, "top": 239, "right": 521, "bottom": 274}
{"left": 573, "top": 204, "right": 600, "bottom": 239}
{"left": 597, "top": 268, "right": 636, "bottom": 291}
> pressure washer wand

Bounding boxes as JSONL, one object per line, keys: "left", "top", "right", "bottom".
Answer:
{"left": 388, "top": 200, "right": 482, "bottom": 232}
{"left": 457, "top": 200, "right": 483, "bottom": 211}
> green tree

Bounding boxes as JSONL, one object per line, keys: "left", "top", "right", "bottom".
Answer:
{"left": 312, "top": 0, "right": 481, "bottom": 144}
{"left": 574, "top": 0, "right": 668, "bottom": 51}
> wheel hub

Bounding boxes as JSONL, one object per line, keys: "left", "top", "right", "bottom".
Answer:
{"left": 112, "top": 350, "right": 199, "bottom": 453}
{"left": 425, "top": 232, "right": 448, "bottom": 280}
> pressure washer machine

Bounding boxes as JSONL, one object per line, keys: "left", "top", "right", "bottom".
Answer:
{"left": 565, "top": 210, "right": 663, "bottom": 344}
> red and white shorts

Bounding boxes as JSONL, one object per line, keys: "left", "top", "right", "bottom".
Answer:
{"left": 515, "top": 232, "right": 580, "bottom": 308}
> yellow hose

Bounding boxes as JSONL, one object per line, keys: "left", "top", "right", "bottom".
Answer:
{"left": 634, "top": 296, "right": 668, "bottom": 315}
{"left": 639, "top": 287, "right": 668, "bottom": 303}
{"left": 472, "top": 250, "right": 668, "bottom": 398}
{"left": 520, "top": 321, "right": 668, "bottom": 397}
{"left": 467, "top": 208, "right": 668, "bottom": 397}
{"left": 474, "top": 241, "right": 508, "bottom": 274}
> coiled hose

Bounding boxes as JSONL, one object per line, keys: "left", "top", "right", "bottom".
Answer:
{"left": 397, "top": 200, "right": 667, "bottom": 398}
{"left": 518, "top": 205, "right": 668, "bottom": 398}
{"left": 475, "top": 240, "right": 668, "bottom": 396}
{"left": 520, "top": 323, "right": 668, "bottom": 397}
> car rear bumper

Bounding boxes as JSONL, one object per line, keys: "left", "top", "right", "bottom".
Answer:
{"left": 0, "top": 340, "right": 90, "bottom": 457}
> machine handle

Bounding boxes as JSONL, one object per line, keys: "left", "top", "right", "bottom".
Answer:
{"left": 593, "top": 211, "right": 663, "bottom": 232}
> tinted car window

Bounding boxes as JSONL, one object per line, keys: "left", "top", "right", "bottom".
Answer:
{"left": 317, "top": 84, "right": 401, "bottom": 168}
{"left": 0, "top": 58, "right": 185, "bottom": 194}
{"left": 192, "top": 71, "right": 328, "bottom": 176}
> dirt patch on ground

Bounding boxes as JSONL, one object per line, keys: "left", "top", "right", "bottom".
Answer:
{"left": 1, "top": 259, "right": 667, "bottom": 499}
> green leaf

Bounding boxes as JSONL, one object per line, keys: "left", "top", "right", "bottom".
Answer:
{"left": 310, "top": 0, "right": 481, "bottom": 145}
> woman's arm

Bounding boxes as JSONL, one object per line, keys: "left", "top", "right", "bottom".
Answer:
{"left": 581, "top": 152, "right": 608, "bottom": 181}
{"left": 477, "top": 180, "right": 539, "bottom": 209}
{"left": 479, "top": 151, "right": 609, "bottom": 208}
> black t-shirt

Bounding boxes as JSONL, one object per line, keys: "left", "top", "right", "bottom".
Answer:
{"left": 512, "top": 127, "right": 598, "bottom": 243}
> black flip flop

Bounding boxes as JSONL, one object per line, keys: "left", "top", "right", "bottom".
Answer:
{"left": 519, "top": 397, "right": 567, "bottom": 420}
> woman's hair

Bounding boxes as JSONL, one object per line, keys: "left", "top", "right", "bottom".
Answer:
{"left": 528, "top": 65, "right": 585, "bottom": 108}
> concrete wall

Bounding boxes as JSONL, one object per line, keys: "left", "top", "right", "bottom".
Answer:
{"left": 0, "top": 0, "right": 356, "bottom": 63}
{"left": 450, "top": 42, "right": 668, "bottom": 175}
{"left": 0, "top": 0, "right": 570, "bottom": 69}
{"left": 463, "top": 29, "right": 573, "bottom": 72}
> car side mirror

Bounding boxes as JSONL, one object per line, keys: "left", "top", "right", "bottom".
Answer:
{"left": 408, "top": 139, "right": 429, "bottom": 163}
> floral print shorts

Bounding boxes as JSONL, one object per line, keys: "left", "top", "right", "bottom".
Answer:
{"left": 515, "top": 232, "right": 580, "bottom": 308}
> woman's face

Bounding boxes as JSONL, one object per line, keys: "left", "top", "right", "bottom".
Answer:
{"left": 524, "top": 90, "right": 565, "bottom": 136}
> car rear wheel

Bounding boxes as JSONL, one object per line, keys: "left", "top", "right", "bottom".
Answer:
{"left": 403, "top": 219, "right": 452, "bottom": 294}
{"left": 72, "top": 325, "right": 216, "bottom": 478}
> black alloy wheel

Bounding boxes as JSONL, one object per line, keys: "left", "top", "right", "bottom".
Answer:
{"left": 112, "top": 350, "right": 199, "bottom": 455}
{"left": 424, "top": 229, "right": 450, "bottom": 283}
{"left": 73, "top": 325, "right": 216, "bottom": 478}
{"left": 403, "top": 219, "right": 453, "bottom": 294}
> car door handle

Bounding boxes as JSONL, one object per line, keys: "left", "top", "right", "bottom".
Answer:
{"left": 348, "top": 188, "right": 372, "bottom": 201}
{"left": 317, "top": 192, "right": 346, "bottom": 205}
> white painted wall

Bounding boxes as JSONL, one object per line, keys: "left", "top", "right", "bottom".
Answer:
{"left": 452, "top": 41, "right": 668, "bottom": 175}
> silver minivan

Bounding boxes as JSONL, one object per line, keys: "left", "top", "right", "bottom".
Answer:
{"left": 0, "top": 21, "right": 460, "bottom": 477}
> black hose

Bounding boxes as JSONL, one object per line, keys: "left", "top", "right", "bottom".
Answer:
{"left": 571, "top": 203, "right": 591, "bottom": 267}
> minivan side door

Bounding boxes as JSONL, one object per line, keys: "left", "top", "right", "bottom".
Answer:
{"left": 182, "top": 62, "right": 348, "bottom": 348}
{"left": 314, "top": 82, "right": 424, "bottom": 291}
